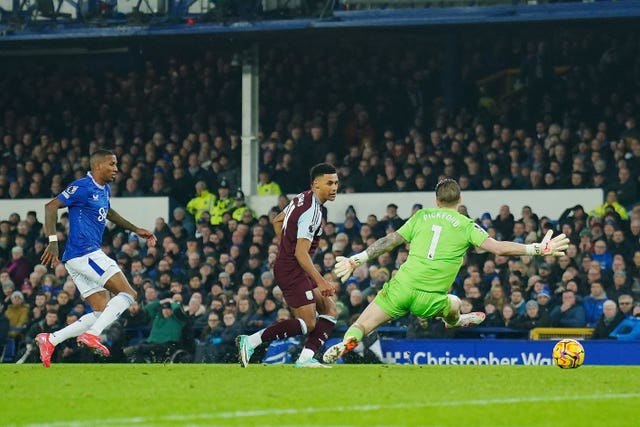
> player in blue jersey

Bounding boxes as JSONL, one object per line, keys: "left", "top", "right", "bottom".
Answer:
{"left": 35, "top": 149, "right": 157, "bottom": 367}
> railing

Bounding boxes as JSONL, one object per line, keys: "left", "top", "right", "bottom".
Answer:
{"left": 529, "top": 327, "right": 594, "bottom": 340}
{"left": 339, "top": 0, "right": 593, "bottom": 9}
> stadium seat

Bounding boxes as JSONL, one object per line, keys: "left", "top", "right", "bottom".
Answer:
{"left": 1, "top": 338, "right": 16, "bottom": 363}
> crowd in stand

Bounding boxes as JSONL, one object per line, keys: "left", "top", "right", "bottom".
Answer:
{"left": 2, "top": 28, "right": 640, "bottom": 363}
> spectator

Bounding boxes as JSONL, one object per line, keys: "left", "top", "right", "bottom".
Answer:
{"left": 482, "top": 303, "right": 502, "bottom": 327}
{"left": 381, "top": 203, "right": 404, "bottom": 231}
{"left": 511, "top": 300, "right": 552, "bottom": 331}
{"left": 617, "top": 294, "right": 635, "bottom": 319}
{"left": 230, "top": 190, "right": 253, "bottom": 222}
{"left": 609, "top": 305, "right": 640, "bottom": 341}
{"left": 501, "top": 304, "right": 517, "bottom": 328}
{"left": 583, "top": 281, "right": 608, "bottom": 327}
{"left": 195, "top": 311, "right": 224, "bottom": 363}
{"left": 493, "top": 205, "right": 515, "bottom": 241}
{"left": 591, "top": 239, "right": 613, "bottom": 272}
{"left": 213, "top": 311, "right": 243, "bottom": 363}
{"left": 124, "top": 299, "right": 187, "bottom": 361}
{"left": 608, "top": 271, "right": 632, "bottom": 302}
{"left": 1, "top": 279, "right": 16, "bottom": 308}
{"left": 4, "top": 290, "right": 30, "bottom": 339}
{"left": 257, "top": 169, "right": 282, "bottom": 196}
{"left": 186, "top": 181, "right": 216, "bottom": 223}
{"left": 509, "top": 288, "right": 527, "bottom": 316}
{"left": 592, "top": 300, "right": 624, "bottom": 339}
{"left": 535, "top": 286, "right": 554, "bottom": 314}
{"left": 484, "top": 283, "right": 507, "bottom": 312}
{"left": 210, "top": 180, "right": 233, "bottom": 226}
{"left": 550, "top": 290, "right": 586, "bottom": 328}
{"left": 5, "top": 246, "right": 32, "bottom": 286}
{"left": 590, "top": 190, "right": 628, "bottom": 222}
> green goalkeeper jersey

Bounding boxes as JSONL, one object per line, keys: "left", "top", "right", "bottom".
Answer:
{"left": 394, "top": 207, "right": 489, "bottom": 293}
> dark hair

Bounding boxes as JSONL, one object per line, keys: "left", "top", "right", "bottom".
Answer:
{"left": 310, "top": 163, "right": 337, "bottom": 182}
{"left": 435, "top": 178, "right": 461, "bottom": 206}
{"left": 90, "top": 149, "right": 115, "bottom": 169}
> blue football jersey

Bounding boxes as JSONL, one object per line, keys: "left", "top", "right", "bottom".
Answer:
{"left": 57, "top": 172, "right": 111, "bottom": 261}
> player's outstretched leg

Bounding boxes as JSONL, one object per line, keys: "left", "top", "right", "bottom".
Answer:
{"left": 35, "top": 333, "right": 55, "bottom": 368}
{"left": 77, "top": 332, "right": 111, "bottom": 356}
{"left": 322, "top": 336, "right": 359, "bottom": 364}
{"left": 236, "top": 335, "right": 254, "bottom": 368}
{"left": 444, "top": 312, "right": 486, "bottom": 329}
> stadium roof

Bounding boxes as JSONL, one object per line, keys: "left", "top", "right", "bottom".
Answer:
{"left": 0, "top": 1, "right": 639, "bottom": 47}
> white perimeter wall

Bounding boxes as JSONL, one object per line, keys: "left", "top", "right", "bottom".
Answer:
{"left": 1, "top": 197, "right": 169, "bottom": 231}
{"left": 1, "top": 188, "right": 603, "bottom": 228}
{"left": 247, "top": 188, "right": 604, "bottom": 224}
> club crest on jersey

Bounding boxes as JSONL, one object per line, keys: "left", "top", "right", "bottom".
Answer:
{"left": 61, "top": 185, "right": 78, "bottom": 199}
{"left": 305, "top": 290, "right": 313, "bottom": 300}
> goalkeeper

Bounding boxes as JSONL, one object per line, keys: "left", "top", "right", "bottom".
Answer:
{"left": 323, "top": 178, "right": 569, "bottom": 364}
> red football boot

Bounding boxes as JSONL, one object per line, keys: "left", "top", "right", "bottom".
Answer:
{"left": 77, "top": 332, "right": 111, "bottom": 357}
{"left": 35, "top": 333, "right": 55, "bottom": 368}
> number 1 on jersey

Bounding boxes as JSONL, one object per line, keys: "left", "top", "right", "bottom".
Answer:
{"left": 427, "top": 225, "right": 442, "bottom": 259}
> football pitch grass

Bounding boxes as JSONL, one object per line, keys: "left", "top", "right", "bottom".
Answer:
{"left": 2, "top": 364, "right": 639, "bottom": 427}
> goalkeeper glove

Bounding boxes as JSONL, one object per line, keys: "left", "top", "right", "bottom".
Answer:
{"left": 334, "top": 252, "right": 369, "bottom": 283}
{"left": 526, "top": 230, "right": 570, "bottom": 256}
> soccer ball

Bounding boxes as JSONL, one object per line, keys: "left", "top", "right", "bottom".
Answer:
{"left": 552, "top": 339, "right": 585, "bottom": 369}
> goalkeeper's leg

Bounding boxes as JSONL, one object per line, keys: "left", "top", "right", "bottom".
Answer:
{"left": 323, "top": 301, "right": 391, "bottom": 364}
{"left": 442, "top": 295, "right": 485, "bottom": 329}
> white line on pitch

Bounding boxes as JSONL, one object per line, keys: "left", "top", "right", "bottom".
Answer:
{"left": 21, "top": 393, "right": 640, "bottom": 427}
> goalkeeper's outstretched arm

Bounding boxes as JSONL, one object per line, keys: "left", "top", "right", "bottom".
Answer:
{"left": 363, "top": 231, "right": 407, "bottom": 260}
{"left": 479, "top": 230, "right": 569, "bottom": 257}
{"left": 334, "top": 232, "right": 407, "bottom": 283}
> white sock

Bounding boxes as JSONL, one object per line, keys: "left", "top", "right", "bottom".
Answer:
{"left": 368, "top": 337, "right": 383, "bottom": 361}
{"left": 50, "top": 312, "right": 100, "bottom": 346}
{"left": 248, "top": 331, "right": 263, "bottom": 349}
{"left": 297, "top": 348, "right": 315, "bottom": 363}
{"left": 86, "top": 293, "right": 134, "bottom": 336}
{"left": 353, "top": 341, "right": 365, "bottom": 357}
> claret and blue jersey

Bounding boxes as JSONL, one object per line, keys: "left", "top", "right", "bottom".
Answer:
{"left": 57, "top": 172, "right": 111, "bottom": 262}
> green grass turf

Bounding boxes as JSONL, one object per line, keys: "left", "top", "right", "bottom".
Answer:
{"left": 2, "top": 364, "right": 639, "bottom": 427}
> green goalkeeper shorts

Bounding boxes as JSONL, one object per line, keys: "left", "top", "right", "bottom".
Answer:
{"left": 373, "top": 280, "right": 451, "bottom": 320}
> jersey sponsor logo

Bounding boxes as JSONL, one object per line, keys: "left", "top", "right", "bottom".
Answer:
{"left": 98, "top": 207, "right": 107, "bottom": 223}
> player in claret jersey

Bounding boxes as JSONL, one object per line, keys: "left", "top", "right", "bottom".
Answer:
{"left": 36, "top": 149, "right": 157, "bottom": 367}
{"left": 323, "top": 178, "right": 569, "bottom": 364}
{"left": 237, "top": 163, "right": 339, "bottom": 368}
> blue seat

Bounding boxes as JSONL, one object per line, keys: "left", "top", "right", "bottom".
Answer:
{"left": 1, "top": 338, "right": 16, "bottom": 363}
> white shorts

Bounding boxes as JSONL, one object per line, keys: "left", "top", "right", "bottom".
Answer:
{"left": 64, "top": 250, "right": 121, "bottom": 298}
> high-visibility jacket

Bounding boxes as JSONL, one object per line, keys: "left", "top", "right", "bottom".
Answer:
{"left": 257, "top": 181, "right": 282, "bottom": 196}
{"left": 590, "top": 201, "right": 628, "bottom": 221}
{"left": 232, "top": 206, "right": 253, "bottom": 222}
{"left": 210, "top": 197, "right": 234, "bottom": 225}
{"left": 186, "top": 190, "right": 217, "bottom": 221}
